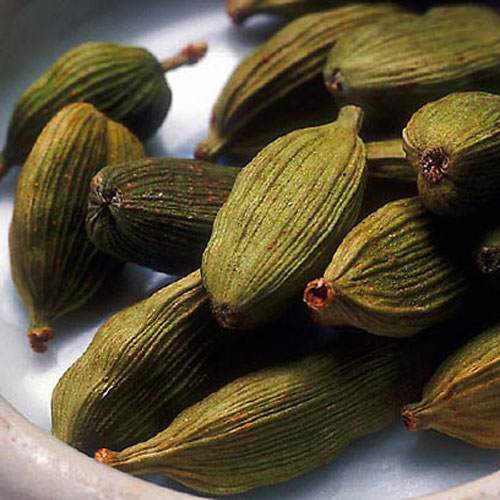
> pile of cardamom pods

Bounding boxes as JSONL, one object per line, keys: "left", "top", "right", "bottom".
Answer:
{"left": 4, "top": 1, "right": 500, "bottom": 495}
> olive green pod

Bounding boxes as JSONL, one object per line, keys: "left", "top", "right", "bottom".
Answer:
{"left": 402, "top": 322, "right": 500, "bottom": 448}
{"left": 95, "top": 333, "right": 441, "bottom": 495}
{"left": 9, "top": 103, "right": 145, "bottom": 353}
{"left": 476, "top": 226, "right": 500, "bottom": 276}
{"left": 195, "top": 3, "right": 410, "bottom": 160}
{"left": 227, "top": 0, "right": 345, "bottom": 24}
{"left": 365, "top": 138, "right": 414, "bottom": 183}
{"left": 86, "top": 158, "right": 239, "bottom": 274}
{"left": 304, "top": 197, "right": 471, "bottom": 337}
{"left": 403, "top": 92, "right": 500, "bottom": 217}
{"left": 202, "top": 106, "right": 367, "bottom": 330}
{"left": 0, "top": 41, "right": 207, "bottom": 178}
{"left": 323, "top": 10, "right": 500, "bottom": 129}
{"left": 52, "top": 270, "right": 221, "bottom": 455}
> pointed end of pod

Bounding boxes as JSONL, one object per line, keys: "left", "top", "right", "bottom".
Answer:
{"left": 161, "top": 41, "right": 208, "bottom": 73}
{"left": 337, "top": 105, "right": 364, "bottom": 133}
{"left": 401, "top": 405, "right": 420, "bottom": 432}
{"left": 27, "top": 326, "right": 54, "bottom": 354}
{"left": 477, "top": 246, "right": 500, "bottom": 275}
{"left": 212, "top": 302, "right": 244, "bottom": 330}
{"left": 226, "top": 0, "right": 247, "bottom": 25}
{"left": 419, "top": 147, "right": 450, "bottom": 186}
{"left": 303, "top": 279, "right": 334, "bottom": 311}
{"left": 95, "top": 448, "right": 116, "bottom": 466}
{"left": 194, "top": 132, "right": 226, "bottom": 161}
{"left": 324, "top": 69, "right": 348, "bottom": 98}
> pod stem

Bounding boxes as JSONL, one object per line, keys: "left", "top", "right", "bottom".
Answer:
{"left": 226, "top": 0, "right": 251, "bottom": 24}
{"left": 161, "top": 41, "right": 208, "bottom": 73}
{"left": 419, "top": 147, "right": 450, "bottom": 185}
{"left": 303, "top": 278, "right": 334, "bottom": 311}
{"left": 27, "top": 325, "right": 54, "bottom": 354}
{"left": 194, "top": 131, "right": 228, "bottom": 161}
{"left": 337, "top": 105, "right": 364, "bottom": 133}
{"left": 95, "top": 448, "right": 116, "bottom": 466}
{"left": 401, "top": 405, "right": 420, "bottom": 432}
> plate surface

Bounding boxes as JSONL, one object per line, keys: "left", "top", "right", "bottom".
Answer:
{"left": 0, "top": 1, "right": 499, "bottom": 498}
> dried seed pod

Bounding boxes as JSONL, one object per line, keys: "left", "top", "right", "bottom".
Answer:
{"left": 202, "top": 106, "right": 367, "bottom": 330}
{"left": 52, "top": 270, "right": 220, "bottom": 455}
{"left": 95, "top": 333, "right": 441, "bottom": 495}
{"left": 402, "top": 322, "right": 500, "bottom": 448}
{"left": 195, "top": 3, "right": 410, "bottom": 160}
{"left": 324, "top": 10, "right": 500, "bottom": 129}
{"left": 227, "top": 0, "right": 345, "bottom": 24}
{"left": 403, "top": 92, "right": 500, "bottom": 217}
{"left": 9, "top": 103, "right": 145, "bottom": 353}
{"left": 0, "top": 41, "right": 207, "bottom": 178}
{"left": 365, "top": 138, "right": 414, "bottom": 183}
{"left": 304, "top": 197, "right": 471, "bottom": 337}
{"left": 476, "top": 226, "right": 500, "bottom": 276}
{"left": 86, "top": 158, "right": 239, "bottom": 274}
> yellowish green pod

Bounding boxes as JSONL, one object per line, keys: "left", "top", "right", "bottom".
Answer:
{"left": 95, "top": 333, "right": 441, "bottom": 494}
{"left": 10, "top": 103, "right": 145, "bottom": 353}
{"left": 202, "top": 106, "right": 367, "bottom": 330}
{"left": 402, "top": 322, "right": 500, "bottom": 448}
{"left": 403, "top": 92, "right": 500, "bottom": 217}
{"left": 304, "top": 197, "right": 471, "bottom": 337}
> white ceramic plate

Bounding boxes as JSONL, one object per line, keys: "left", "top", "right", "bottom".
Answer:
{"left": 0, "top": 1, "right": 499, "bottom": 498}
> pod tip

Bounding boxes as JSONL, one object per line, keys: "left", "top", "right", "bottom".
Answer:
{"left": 27, "top": 326, "right": 54, "bottom": 354}
{"left": 401, "top": 406, "right": 419, "bottom": 432}
{"left": 419, "top": 147, "right": 450, "bottom": 186}
{"left": 303, "top": 279, "right": 334, "bottom": 311}
{"left": 95, "top": 448, "right": 115, "bottom": 465}
{"left": 212, "top": 302, "right": 244, "bottom": 330}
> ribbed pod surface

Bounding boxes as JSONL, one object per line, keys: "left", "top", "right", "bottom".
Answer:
{"left": 402, "top": 322, "right": 500, "bottom": 448}
{"left": 202, "top": 106, "right": 367, "bottom": 330}
{"left": 304, "top": 197, "right": 470, "bottom": 337}
{"left": 86, "top": 158, "right": 239, "bottom": 274}
{"left": 51, "top": 270, "right": 221, "bottom": 456}
{"left": 403, "top": 92, "right": 500, "bottom": 217}
{"left": 9, "top": 103, "right": 145, "bottom": 352}
{"left": 96, "top": 334, "right": 439, "bottom": 494}
{"left": 324, "top": 9, "right": 500, "bottom": 127}
{"left": 195, "top": 3, "right": 409, "bottom": 160}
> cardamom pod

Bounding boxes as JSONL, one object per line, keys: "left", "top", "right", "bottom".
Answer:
{"left": 402, "top": 322, "right": 500, "bottom": 448}
{"left": 202, "top": 106, "right": 367, "bottom": 330}
{"left": 365, "top": 139, "right": 415, "bottom": 183}
{"left": 52, "top": 270, "right": 219, "bottom": 455}
{"left": 0, "top": 41, "right": 206, "bottom": 179}
{"left": 324, "top": 9, "right": 500, "bottom": 129}
{"left": 403, "top": 92, "right": 500, "bottom": 217}
{"left": 95, "top": 333, "right": 441, "bottom": 494}
{"left": 227, "top": 0, "right": 345, "bottom": 24}
{"left": 86, "top": 158, "right": 239, "bottom": 274}
{"left": 304, "top": 197, "right": 471, "bottom": 337}
{"left": 195, "top": 3, "right": 410, "bottom": 160}
{"left": 10, "top": 103, "right": 145, "bottom": 353}
{"left": 476, "top": 226, "right": 500, "bottom": 276}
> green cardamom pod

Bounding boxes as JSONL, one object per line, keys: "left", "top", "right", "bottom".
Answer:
{"left": 323, "top": 9, "right": 500, "bottom": 129}
{"left": 86, "top": 158, "right": 239, "bottom": 274}
{"left": 476, "top": 226, "right": 500, "bottom": 276}
{"left": 304, "top": 197, "right": 471, "bottom": 337}
{"left": 94, "top": 333, "right": 441, "bottom": 494}
{"left": 365, "top": 138, "right": 415, "bottom": 183}
{"left": 0, "top": 41, "right": 207, "bottom": 179}
{"left": 195, "top": 3, "right": 410, "bottom": 160}
{"left": 227, "top": 0, "right": 345, "bottom": 24}
{"left": 202, "top": 106, "right": 367, "bottom": 330}
{"left": 403, "top": 92, "right": 500, "bottom": 217}
{"left": 52, "top": 270, "right": 220, "bottom": 455}
{"left": 10, "top": 103, "right": 145, "bottom": 353}
{"left": 402, "top": 322, "right": 500, "bottom": 448}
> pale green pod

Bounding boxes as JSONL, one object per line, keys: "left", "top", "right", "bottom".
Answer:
{"left": 304, "top": 197, "right": 471, "bottom": 337}
{"left": 9, "top": 103, "right": 145, "bottom": 352}
{"left": 403, "top": 92, "right": 500, "bottom": 217}
{"left": 402, "top": 322, "right": 500, "bottom": 448}
{"left": 202, "top": 106, "right": 367, "bottom": 330}
{"left": 324, "top": 10, "right": 500, "bottom": 128}
{"left": 195, "top": 3, "right": 410, "bottom": 160}
{"left": 95, "top": 333, "right": 442, "bottom": 494}
{"left": 51, "top": 270, "right": 221, "bottom": 455}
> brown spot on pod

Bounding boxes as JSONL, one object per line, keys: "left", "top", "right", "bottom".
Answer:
{"left": 419, "top": 147, "right": 450, "bottom": 186}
